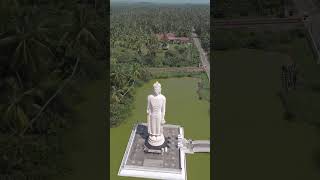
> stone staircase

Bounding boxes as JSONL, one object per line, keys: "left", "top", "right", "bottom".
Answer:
{"left": 177, "top": 135, "right": 210, "bottom": 154}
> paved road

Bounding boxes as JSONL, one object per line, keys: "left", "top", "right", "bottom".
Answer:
{"left": 192, "top": 140, "right": 210, "bottom": 153}
{"left": 192, "top": 32, "right": 210, "bottom": 81}
{"left": 292, "top": 0, "right": 320, "bottom": 62}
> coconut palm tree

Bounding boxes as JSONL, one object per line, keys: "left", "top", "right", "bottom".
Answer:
{"left": 0, "top": 0, "right": 19, "bottom": 33}
{"left": 0, "top": 8, "right": 55, "bottom": 79}
{"left": 59, "top": 5, "right": 103, "bottom": 79}
{"left": 60, "top": 6, "right": 100, "bottom": 56}
{"left": 111, "top": 65, "right": 126, "bottom": 88}
{"left": 2, "top": 78, "right": 41, "bottom": 135}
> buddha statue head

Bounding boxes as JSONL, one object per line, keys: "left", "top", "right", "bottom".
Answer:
{"left": 153, "top": 81, "right": 161, "bottom": 95}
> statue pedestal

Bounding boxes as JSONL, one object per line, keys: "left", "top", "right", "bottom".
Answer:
{"left": 144, "top": 135, "right": 167, "bottom": 154}
{"left": 118, "top": 123, "right": 187, "bottom": 180}
{"left": 147, "top": 134, "right": 165, "bottom": 146}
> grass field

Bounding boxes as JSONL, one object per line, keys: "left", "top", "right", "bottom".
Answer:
{"left": 110, "top": 77, "right": 210, "bottom": 180}
{"left": 50, "top": 79, "right": 107, "bottom": 180}
{"left": 197, "top": 73, "right": 210, "bottom": 102}
{"left": 213, "top": 48, "right": 320, "bottom": 180}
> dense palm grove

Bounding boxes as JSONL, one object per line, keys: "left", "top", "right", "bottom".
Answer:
{"left": 0, "top": 0, "right": 106, "bottom": 178}
{"left": 110, "top": 3, "right": 209, "bottom": 127}
{"left": 214, "top": 0, "right": 289, "bottom": 18}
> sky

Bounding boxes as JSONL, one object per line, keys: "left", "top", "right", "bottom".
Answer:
{"left": 110, "top": 0, "right": 209, "bottom": 4}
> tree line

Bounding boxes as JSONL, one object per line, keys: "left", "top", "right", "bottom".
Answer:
{"left": 214, "top": 0, "right": 287, "bottom": 18}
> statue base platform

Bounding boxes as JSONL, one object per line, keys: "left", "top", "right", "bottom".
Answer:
{"left": 147, "top": 134, "right": 166, "bottom": 147}
{"left": 144, "top": 136, "right": 168, "bottom": 154}
{"left": 118, "top": 123, "right": 186, "bottom": 180}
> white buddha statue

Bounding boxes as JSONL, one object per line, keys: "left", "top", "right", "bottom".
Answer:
{"left": 147, "top": 81, "right": 166, "bottom": 147}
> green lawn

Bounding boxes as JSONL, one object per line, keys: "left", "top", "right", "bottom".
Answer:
{"left": 213, "top": 48, "right": 320, "bottom": 180}
{"left": 197, "top": 73, "right": 210, "bottom": 102}
{"left": 110, "top": 77, "right": 210, "bottom": 180}
{"left": 50, "top": 79, "right": 107, "bottom": 180}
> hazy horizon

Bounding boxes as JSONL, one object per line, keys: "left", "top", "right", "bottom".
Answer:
{"left": 110, "top": 0, "right": 209, "bottom": 4}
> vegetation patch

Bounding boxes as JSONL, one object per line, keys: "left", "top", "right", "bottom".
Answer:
{"left": 214, "top": 28, "right": 306, "bottom": 51}
{"left": 214, "top": 48, "right": 320, "bottom": 179}
{"left": 214, "top": 27, "right": 320, "bottom": 128}
{"left": 214, "top": 0, "right": 296, "bottom": 18}
{"left": 196, "top": 73, "right": 210, "bottom": 102}
{"left": 110, "top": 3, "right": 209, "bottom": 127}
{"left": 0, "top": 1, "right": 106, "bottom": 177}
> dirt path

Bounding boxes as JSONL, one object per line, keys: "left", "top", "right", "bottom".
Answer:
{"left": 192, "top": 32, "right": 210, "bottom": 81}
{"left": 147, "top": 66, "right": 204, "bottom": 73}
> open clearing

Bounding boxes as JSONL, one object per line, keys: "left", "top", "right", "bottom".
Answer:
{"left": 213, "top": 49, "right": 320, "bottom": 180}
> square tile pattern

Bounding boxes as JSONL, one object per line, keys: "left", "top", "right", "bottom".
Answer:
{"left": 125, "top": 124, "right": 181, "bottom": 170}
